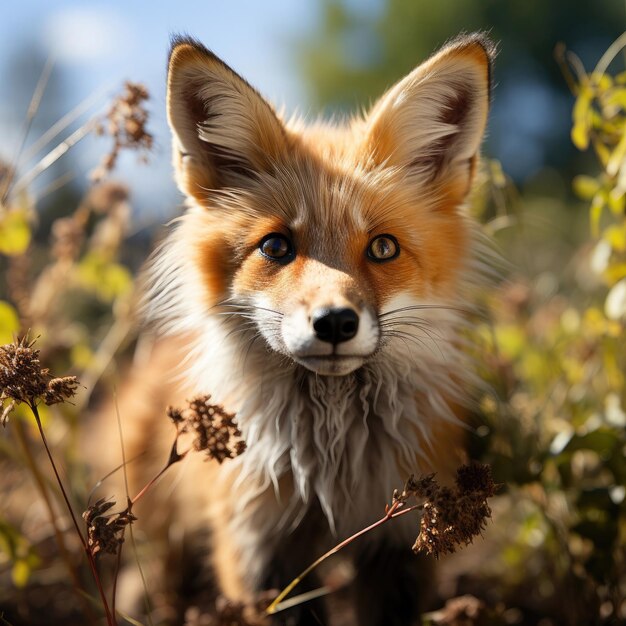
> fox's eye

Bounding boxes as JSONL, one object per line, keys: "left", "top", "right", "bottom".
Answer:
{"left": 259, "top": 233, "right": 294, "bottom": 261}
{"left": 367, "top": 235, "right": 399, "bottom": 262}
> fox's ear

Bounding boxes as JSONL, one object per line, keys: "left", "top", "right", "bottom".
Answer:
{"left": 167, "top": 36, "right": 288, "bottom": 202}
{"left": 366, "top": 33, "right": 494, "bottom": 191}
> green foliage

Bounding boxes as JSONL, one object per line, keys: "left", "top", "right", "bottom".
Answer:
{"left": 454, "top": 39, "right": 626, "bottom": 623}
{"left": 299, "top": 0, "right": 623, "bottom": 110}
{"left": 0, "top": 207, "right": 31, "bottom": 256}
{"left": 77, "top": 252, "right": 133, "bottom": 303}
{"left": 0, "top": 82, "right": 146, "bottom": 622}
{"left": 0, "top": 301, "right": 19, "bottom": 344}
{"left": 0, "top": 520, "right": 40, "bottom": 588}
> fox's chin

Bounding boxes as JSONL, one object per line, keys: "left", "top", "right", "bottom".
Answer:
{"left": 294, "top": 355, "right": 365, "bottom": 376}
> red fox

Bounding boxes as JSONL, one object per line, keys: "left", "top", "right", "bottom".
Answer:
{"left": 109, "top": 32, "right": 494, "bottom": 626}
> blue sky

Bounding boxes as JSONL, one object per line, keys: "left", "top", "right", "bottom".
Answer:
{"left": 1, "top": 1, "right": 320, "bottom": 219}
{"left": 2, "top": 1, "right": 616, "bottom": 218}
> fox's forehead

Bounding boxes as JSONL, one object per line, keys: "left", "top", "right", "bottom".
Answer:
{"left": 246, "top": 123, "right": 415, "bottom": 232}
{"left": 287, "top": 118, "right": 369, "bottom": 167}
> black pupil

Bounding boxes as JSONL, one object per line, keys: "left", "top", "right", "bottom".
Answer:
{"left": 263, "top": 237, "right": 288, "bottom": 258}
{"left": 374, "top": 237, "right": 393, "bottom": 258}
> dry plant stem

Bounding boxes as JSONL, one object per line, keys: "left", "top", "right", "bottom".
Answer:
{"left": 12, "top": 119, "right": 97, "bottom": 196}
{"left": 13, "top": 418, "right": 97, "bottom": 623}
{"left": 113, "top": 395, "right": 154, "bottom": 626}
{"left": 129, "top": 462, "right": 176, "bottom": 507}
{"left": 129, "top": 438, "right": 187, "bottom": 507}
{"left": 266, "top": 501, "right": 422, "bottom": 615}
{"left": 111, "top": 544, "right": 123, "bottom": 621}
{"left": 22, "top": 85, "right": 110, "bottom": 163}
{"left": 28, "top": 401, "right": 117, "bottom": 626}
{"left": 76, "top": 315, "right": 134, "bottom": 412}
{"left": 1, "top": 55, "right": 54, "bottom": 204}
{"left": 594, "top": 31, "right": 626, "bottom": 76}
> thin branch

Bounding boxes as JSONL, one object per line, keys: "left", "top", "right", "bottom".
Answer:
{"left": 594, "top": 31, "right": 626, "bottom": 77}
{"left": 29, "top": 402, "right": 116, "bottom": 626}
{"left": 75, "top": 314, "right": 134, "bottom": 412}
{"left": 11, "top": 120, "right": 97, "bottom": 197}
{"left": 1, "top": 55, "right": 54, "bottom": 204}
{"left": 13, "top": 418, "right": 97, "bottom": 623}
{"left": 116, "top": 395, "right": 155, "bottom": 626}
{"left": 22, "top": 85, "right": 109, "bottom": 163}
{"left": 267, "top": 501, "right": 422, "bottom": 615}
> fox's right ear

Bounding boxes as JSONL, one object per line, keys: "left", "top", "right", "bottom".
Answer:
{"left": 167, "top": 36, "right": 288, "bottom": 203}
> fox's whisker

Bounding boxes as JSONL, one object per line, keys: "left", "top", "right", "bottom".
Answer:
{"left": 378, "top": 304, "right": 468, "bottom": 318}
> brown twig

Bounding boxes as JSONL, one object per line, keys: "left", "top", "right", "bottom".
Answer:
{"left": 29, "top": 401, "right": 116, "bottom": 626}
{"left": 266, "top": 500, "right": 422, "bottom": 615}
{"left": 13, "top": 418, "right": 97, "bottom": 623}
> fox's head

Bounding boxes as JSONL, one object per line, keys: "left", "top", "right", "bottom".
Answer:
{"left": 150, "top": 34, "right": 493, "bottom": 378}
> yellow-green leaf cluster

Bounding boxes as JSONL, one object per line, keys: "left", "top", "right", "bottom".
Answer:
{"left": 0, "top": 209, "right": 31, "bottom": 256}
{"left": 76, "top": 251, "right": 133, "bottom": 303}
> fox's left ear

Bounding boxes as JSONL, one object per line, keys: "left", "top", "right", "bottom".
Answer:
{"left": 366, "top": 33, "right": 494, "bottom": 191}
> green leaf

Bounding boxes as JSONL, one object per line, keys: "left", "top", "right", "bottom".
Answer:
{"left": 76, "top": 252, "right": 133, "bottom": 302}
{"left": 0, "top": 210, "right": 31, "bottom": 256}
{"left": 590, "top": 193, "right": 605, "bottom": 238}
{"left": 604, "top": 87, "right": 626, "bottom": 108}
{"left": 11, "top": 559, "right": 30, "bottom": 588}
{"left": 608, "top": 189, "right": 626, "bottom": 215}
{"left": 0, "top": 301, "right": 20, "bottom": 344}
{"left": 571, "top": 86, "right": 593, "bottom": 150}
{"left": 572, "top": 175, "right": 601, "bottom": 200}
{"left": 565, "top": 429, "right": 620, "bottom": 456}
{"left": 603, "top": 223, "right": 626, "bottom": 252}
{"left": 607, "top": 130, "right": 626, "bottom": 176}
{"left": 605, "top": 278, "right": 626, "bottom": 320}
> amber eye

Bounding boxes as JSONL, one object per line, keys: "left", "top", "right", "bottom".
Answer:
{"left": 259, "top": 233, "right": 294, "bottom": 261}
{"left": 367, "top": 235, "right": 399, "bottom": 262}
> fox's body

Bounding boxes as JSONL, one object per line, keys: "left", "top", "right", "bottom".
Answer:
{"left": 110, "top": 33, "right": 494, "bottom": 625}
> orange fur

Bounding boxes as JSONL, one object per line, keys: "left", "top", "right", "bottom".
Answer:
{"left": 104, "top": 32, "right": 495, "bottom": 625}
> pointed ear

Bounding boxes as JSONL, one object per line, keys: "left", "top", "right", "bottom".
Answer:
{"left": 167, "top": 36, "right": 288, "bottom": 202}
{"left": 366, "top": 33, "right": 494, "bottom": 192}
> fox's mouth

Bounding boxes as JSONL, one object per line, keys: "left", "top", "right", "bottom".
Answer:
{"left": 294, "top": 354, "right": 367, "bottom": 376}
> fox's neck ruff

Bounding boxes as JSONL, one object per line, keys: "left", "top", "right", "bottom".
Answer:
{"left": 179, "top": 311, "right": 475, "bottom": 535}
{"left": 143, "top": 215, "right": 490, "bottom": 535}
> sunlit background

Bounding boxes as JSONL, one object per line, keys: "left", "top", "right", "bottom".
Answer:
{"left": 2, "top": 0, "right": 624, "bottom": 224}
{"left": 1, "top": 2, "right": 625, "bottom": 625}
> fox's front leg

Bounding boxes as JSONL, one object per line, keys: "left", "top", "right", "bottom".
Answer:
{"left": 352, "top": 542, "right": 435, "bottom": 626}
{"left": 259, "top": 505, "right": 329, "bottom": 626}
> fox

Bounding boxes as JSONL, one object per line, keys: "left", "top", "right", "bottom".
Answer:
{"left": 105, "top": 32, "right": 495, "bottom": 626}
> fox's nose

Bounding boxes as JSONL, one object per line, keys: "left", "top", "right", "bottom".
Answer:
{"left": 312, "top": 308, "right": 359, "bottom": 344}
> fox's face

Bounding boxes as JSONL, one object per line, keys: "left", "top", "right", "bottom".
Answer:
{"left": 159, "top": 35, "right": 492, "bottom": 376}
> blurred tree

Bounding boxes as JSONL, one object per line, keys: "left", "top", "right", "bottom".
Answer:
{"left": 298, "top": 0, "right": 624, "bottom": 181}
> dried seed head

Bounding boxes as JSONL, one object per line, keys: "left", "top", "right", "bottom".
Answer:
{"left": 403, "top": 473, "right": 438, "bottom": 501}
{"left": 85, "top": 181, "right": 129, "bottom": 215}
{"left": 51, "top": 216, "right": 85, "bottom": 262}
{"left": 166, "top": 405, "right": 185, "bottom": 426}
{"left": 169, "top": 395, "right": 246, "bottom": 463}
{"left": 455, "top": 462, "right": 497, "bottom": 498}
{"left": 82, "top": 498, "right": 136, "bottom": 558}
{"left": 409, "top": 464, "right": 496, "bottom": 559}
{"left": 91, "top": 82, "right": 153, "bottom": 182}
{"left": 44, "top": 376, "right": 80, "bottom": 405}
{"left": 0, "top": 337, "right": 79, "bottom": 424}
{"left": 0, "top": 337, "right": 48, "bottom": 405}
{"left": 1, "top": 399, "right": 15, "bottom": 428}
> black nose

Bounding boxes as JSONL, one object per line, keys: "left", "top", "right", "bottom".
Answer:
{"left": 312, "top": 308, "right": 359, "bottom": 344}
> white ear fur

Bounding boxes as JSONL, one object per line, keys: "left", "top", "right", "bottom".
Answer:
{"left": 167, "top": 36, "right": 287, "bottom": 201}
{"left": 367, "top": 34, "right": 494, "bottom": 182}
